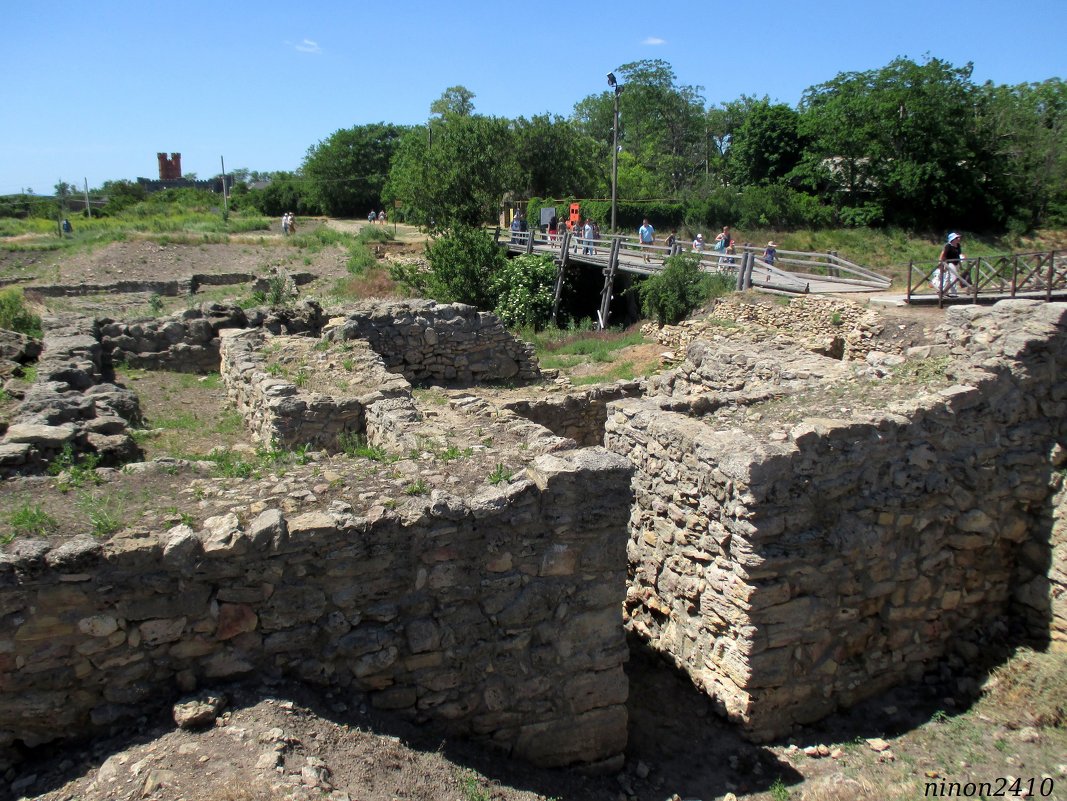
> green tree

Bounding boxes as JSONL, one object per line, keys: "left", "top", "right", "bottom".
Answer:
{"left": 302, "top": 123, "right": 405, "bottom": 216}
{"left": 512, "top": 114, "right": 600, "bottom": 198}
{"left": 572, "top": 59, "right": 707, "bottom": 198}
{"left": 430, "top": 85, "right": 476, "bottom": 119}
{"left": 973, "top": 78, "right": 1067, "bottom": 229}
{"left": 385, "top": 115, "right": 519, "bottom": 228}
{"left": 728, "top": 99, "right": 804, "bottom": 186}
{"left": 100, "top": 179, "right": 147, "bottom": 213}
{"left": 796, "top": 57, "right": 984, "bottom": 227}
{"left": 244, "top": 172, "right": 318, "bottom": 217}
{"left": 423, "top": 225, "right": 506, "bottom": 308}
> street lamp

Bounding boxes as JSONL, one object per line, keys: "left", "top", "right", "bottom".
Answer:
{"left": 607, "top": 72, "right": 622, "bottom": 233}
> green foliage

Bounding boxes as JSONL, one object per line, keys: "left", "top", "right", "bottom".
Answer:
{"left": 79, "top": 491, "right": 123, "bottom": 536}
{"left": 4, "top": 504, "right": 59, "bottom": 541}
{"left": 302, "top": 123, "right": 404, "bottom": 216}
{"left": 264, "top": 273, "right": 297, "bottom": 307}
{"left": 637, "top": 252, "right": 731, "bottom": 326}
{"left": 346, "top": 245, "right": 377, "bottom": 274}
{"left": 0, "top": 287, "right": 42, "bottom": 337}
{"left": 242, "top": 171, "right": 319, "bottom": 217}
{"left": 490, "top": 253, "right": 556, "bottom": 330}
{"left": 48, "top": 444, "right": 102, "bottom": 490}
{"left": 728, "top": 99, "right": 804, "bottom": 185}
{"left": 148, "top": 293, "right": 164, "bottom": 315}
{"left": 769, "top": 777, "right": 791, "bottom": 801}
{"left": 339, "top": 432, "right": 391, "bottom": 462}
{"left": 488, "top": 463, "right": 512, "bottom": 485}
{"left": 423, "top": 226, "right": 507, "bottom": 308}
{"left": 384, "top": 115, "right": 519, "bottom": 228}
{"left": 356, "top": 225, "right": 394, "bottom": 243}
{"left": 404, "top": 479, "right": 429, "bottom": 496}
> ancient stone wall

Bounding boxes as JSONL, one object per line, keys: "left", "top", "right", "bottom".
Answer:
{"left": 607, "top": 300, "right": 1067, "bottom": 741}
{"left": 0, "top": 448, "right": 633, "bottom": 770}
{"left": 330, "top": 300, "right": 541, "bottom": 386}
{"left": 502, "top": 383, "right": 640, "bottom": 447}
{"left": 219, "top": 329, "right": 414, "bottom": 452}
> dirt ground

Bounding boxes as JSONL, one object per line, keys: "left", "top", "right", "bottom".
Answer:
{"left": 3, "top": 229, "right": 1065, "bottom": 801}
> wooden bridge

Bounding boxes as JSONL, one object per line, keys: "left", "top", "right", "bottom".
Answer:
{"left": 497, "top": 228, "right": 891, "bottom": 328}
{"left": 905, "top": 250, "right": 1067, "bottom": 306}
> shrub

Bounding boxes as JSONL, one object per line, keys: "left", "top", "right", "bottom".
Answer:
{"left": 424, "top": 226, "right": 506, "bottom": 309}
{"left": 0, "top": 287, "right": 42, "bottom": 337}
{"left": 637, "top": 252, "right": 729, "bottom": 326}
{"left": 490, "top": 253, "right": 556, "bottom": 330}
{"left": 346, "top": 244, "right": 377, "bottom": 274}
{"left": 357, "top": 225, "right": 394, "bottom": 243}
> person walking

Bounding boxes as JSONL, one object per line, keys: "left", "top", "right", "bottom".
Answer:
{"left": 714, "top": 226, "right": 731, "bottom": 253}
{"left": 933, "top": 232, "right": 968, "bottom": 298}
{"left": 282, "top": 213, "right": 290, "bottom": 236}
{"left": 583, "top": 218, "right": 595, "bottom": 255}
{"left": 764, "top": 241, "right": 777, "bottom": 266}
{"left": 638, "top": 218, "right": 655, "bottom": 263}
{"left": 692, "top": 233, "right": 705, "bottom": 252}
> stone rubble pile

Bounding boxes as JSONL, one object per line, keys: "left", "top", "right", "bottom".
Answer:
{"left": 643, "top": 295, "right": 904, "bottom": 363}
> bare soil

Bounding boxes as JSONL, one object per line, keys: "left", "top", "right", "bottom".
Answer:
{"left": 3, "top": 229, "right": 1065, "bottom": 801}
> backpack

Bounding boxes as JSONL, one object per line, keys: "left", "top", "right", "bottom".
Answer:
{"left": 714, "top": 236, "right": 727, "bottom": 252}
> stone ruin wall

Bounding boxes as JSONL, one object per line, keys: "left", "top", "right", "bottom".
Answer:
{"left": 1, "top": 298, "right": 626, "bottom": 771}
{"left": 3, "top": 292, "right": 1067, "bottom": 770}
{"left": 333, "top": 300, "right": 541, "bottom": 387}
{"left": 606, "top": 300, "right": 1067, "bottom": 741}
{"left": 0, "top": 447, "right": 632, "bottom": 771}
{"left": 1, "top": 299, "right": 541, "bottom": 474}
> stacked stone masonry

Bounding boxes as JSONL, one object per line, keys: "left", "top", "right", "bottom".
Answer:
{"left": 0, "top": 448, "right": 632, "bottom": 769}
{"left": 606, "top": 299, "right": 1067, "bottom": 741}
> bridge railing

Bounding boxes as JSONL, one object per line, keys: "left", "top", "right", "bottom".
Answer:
{"left": 738, "top": 245, "right": 891, "bottom": 289}
{"left": 905, "top": 250, "right": 1065, "bottom": 305}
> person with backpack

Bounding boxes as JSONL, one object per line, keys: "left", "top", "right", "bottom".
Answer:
{"left": 714, "top": 226, "right": 731, "bottom": 253}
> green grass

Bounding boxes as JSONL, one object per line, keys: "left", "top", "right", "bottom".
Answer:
{"left": 77, "top": 491, "right": 124, "bottom": 536}
{"left": 339, "top": 432, "right": 393, "bottom": 462}
{"left": 890, "top": 355, "right": 952, "bottom": 385}
{"left": 47, "top": 444, "right": 103, "bottom": 490}
{"left": 457, "top": 770, "right": 491, "bottom": 801}
{"left": 404, "top": 479, "right": 429, "bottom": 496}
{"left": 4, "top": 504, "right": 59, "bottom": 541}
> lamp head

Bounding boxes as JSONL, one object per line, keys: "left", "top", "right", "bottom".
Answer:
{"left": 607, "top": 72, "right": 617, "bottom": 88}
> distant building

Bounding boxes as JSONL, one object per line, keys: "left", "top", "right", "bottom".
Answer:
{"left": 136, "top": 151, "right": 234, "bottom": 194}
{"left": 158, "top": 152, "right": 182, "bottom": 180}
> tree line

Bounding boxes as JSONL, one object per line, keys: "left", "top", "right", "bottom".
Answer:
{"left": 8, "top": 56, "right": 1065, "bottom": 235}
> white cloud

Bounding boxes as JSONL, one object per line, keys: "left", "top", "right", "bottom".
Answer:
{"left": 294, "top": 39, "right": 321, "bottom": 54}
{"left": 643, "top": 36, "right": 666, "bottom": 45}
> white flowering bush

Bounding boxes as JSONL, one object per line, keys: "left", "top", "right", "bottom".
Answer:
{"left": 490, "top": 254, "right": 556, "bottom": 330}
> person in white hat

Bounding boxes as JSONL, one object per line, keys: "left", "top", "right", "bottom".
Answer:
{"left": 932, "top": 232, "right": 967, "bottom": 297}
{"left": 692, "top": 233, "right": 704, "bottom": 252}
{"left": 764, "top": 240, "right": 778, "bottom": 266}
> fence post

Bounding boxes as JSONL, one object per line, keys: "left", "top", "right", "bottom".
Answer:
{"left": 1047, "top": 251, "right": 1055, "bottom": 303}
{"left": 525, "top": 229, "right": 534, "bottom": 255}
{"left": 598, "top": 238, "right": 622, "bottom": 330}
{"left": 906, "top": 261, "right": 913, "bottom": 304}
{"left": 736, "top": 252, "right": 747, "bottom": 291}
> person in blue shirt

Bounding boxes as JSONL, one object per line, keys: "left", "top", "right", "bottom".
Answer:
{"left": 638, "top": 218, "right": 655, "bottom": 263}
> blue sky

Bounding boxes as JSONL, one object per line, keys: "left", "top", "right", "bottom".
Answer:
{"left": 4, "top": 0, "right": 1065, "bottom": 196}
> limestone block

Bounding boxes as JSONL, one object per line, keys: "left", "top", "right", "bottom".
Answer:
{"left": 512, "top": 705, "right": 627, "bottom": 767}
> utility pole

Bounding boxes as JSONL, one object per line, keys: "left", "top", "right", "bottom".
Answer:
{"left": 607, "top": 73, "right": 623, "bottom": 233}
{"left": 83, "top": 178, "right": 91, "bottom": 218}
{"left": 220, "top": 156, "right": 229, "bottom": 218}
